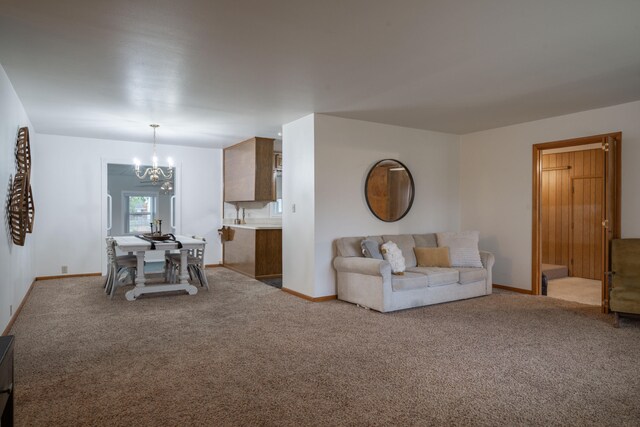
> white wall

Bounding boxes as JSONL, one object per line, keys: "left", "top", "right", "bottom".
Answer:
{"left": 460, "top": 100, "right": 640, "bottom": 290}
{"left": 0, "top": 64, "right": 36, "bottom": 332}
{"left": 283, "top": 114, "right": 461, "bottom": 298}
{"left": 31, "top": 134, "right": 223, "bottom": 276}
{"left": 282, "top": 114, "right": 316, "bottom": 296}
{"left": 314, "top": 115, "right": 460, "bottom": 297}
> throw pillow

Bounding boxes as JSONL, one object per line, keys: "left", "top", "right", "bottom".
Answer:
{"left": 361, "top": 239, "right": 383, "bottom": 260}
{"left": 380, "top": 241, "right": 406, "bottom": 274}
{"left": 414, "top": 247, "right": 451, "bottom": 268}
{"left": 436, "top": 231, "right": 483, "bottom": 268}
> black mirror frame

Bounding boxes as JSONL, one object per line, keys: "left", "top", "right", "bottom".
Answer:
{"left": 364, "top": 159, "right": 415, "bottom": 222}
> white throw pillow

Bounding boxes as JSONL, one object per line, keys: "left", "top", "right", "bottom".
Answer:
{"left": 436, "top": 231, "right": 483, "bottom": 268}
{"left": 380, "top": 241, "right": 406, "bottom": 274}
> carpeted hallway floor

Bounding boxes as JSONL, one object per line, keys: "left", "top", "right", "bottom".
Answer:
{"left": 547, "top": 277, "right": 601, "bottom": 306}
{"left": 9, "top": 268, "right": 640, "bottom": 426}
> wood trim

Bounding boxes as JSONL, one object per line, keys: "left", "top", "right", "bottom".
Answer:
{"left": 281, "top": 287, "right": 337, "bottom": 302}
{"left": 542, "top": 166, "right": 571, "bottom": 171}
{"left": 533, "top": 132, "right": 620, "bottom": 150}
{"left": 532, "top": 144, "right": 542, "bottom": 295}
{"left": 2, "top": 279, "right": 36, "bottom": 336}
{"left": 255, "top": 274, "right": 282, "bottom": 280}
{"left": 493, "top": 284, "right": 533, "bottom": 295}
{"left": 35, "top": 272, "right": 102, "bottom": 281}
{"left": 614, "top": 135, "right": 622, "bottom": 239}
{"left": 532, "top": 132, "right": 622, "bottom": 305}
{"left": 204, "top": 263, "right": 223, "bottom": 268}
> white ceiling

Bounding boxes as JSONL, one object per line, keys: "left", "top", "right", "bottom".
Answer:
{"left": 1, "top": 0, "right": 639, "bottom": 148}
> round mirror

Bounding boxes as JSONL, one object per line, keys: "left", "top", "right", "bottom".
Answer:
{"left": 365, "top": 159, "right": 414, "bottom": 222}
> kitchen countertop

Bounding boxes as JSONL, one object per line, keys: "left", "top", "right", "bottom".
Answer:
{"left": 226, "top": 224, "right": 282, "bottom": 230}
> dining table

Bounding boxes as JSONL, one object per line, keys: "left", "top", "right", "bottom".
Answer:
{"left": 112, "top": 235, "right": 206, "bottom": 301}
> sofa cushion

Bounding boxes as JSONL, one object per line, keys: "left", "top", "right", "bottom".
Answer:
{"left": 366, "top": 236, "right": 384, "bottom": 245}
{"left": 361, "top": 239, "right": 383, "bottom": 259}
{"left": 414, "top": 247, "right": 451, "bottom": 268}
{"left": 391, "top": 272, "right": 429, "bottom": 292}
{"left": 382, "top": 234, "right": 417, "bottom": 268}
{"left": 405, "top": 267, "right": 459, "bottom": 287}
{"left": 455, "top": 267, "right": 487, "bottom": 285}
{"left": 336, "top": 237, "right": 365, "bottom": 257}
{"left": 436, "top": 231, "right": 483, "bottom": 268}
{"left": 413, "top": 233, "right": 437, "bottom": 248}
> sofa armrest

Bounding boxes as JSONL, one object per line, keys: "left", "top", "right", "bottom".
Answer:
{"left": 333, "top": 256, "right": 393, "bottom": 312}
{"left": 479, "top": 250, "right": 494, "bottom": 294}
{"left": 479, "top": 251, "right": 494, "bottom": 270}
{"left": 333, "top": 256, "right": 391, "bottom": 277}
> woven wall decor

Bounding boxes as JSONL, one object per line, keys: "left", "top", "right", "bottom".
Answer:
{"left": 9, "top": 173, "right": 28, "bottom": 245}
{"left": 25, "top": 183, "right": 35, "bottom": 233}
{"left": 8, "top": 126, "right": 34, "bottom": 245}
{"left": 15, "top": 126, "right": 31, "bottom": 174}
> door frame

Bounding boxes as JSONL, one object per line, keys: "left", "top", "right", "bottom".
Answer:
{"left": 100, "top": 157, "right": 182, "bottom": 275}
{"left": 531, "top": 132, "right": 621, "bottom": 310}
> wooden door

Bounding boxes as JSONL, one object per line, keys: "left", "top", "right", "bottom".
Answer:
{"left": 571, "top": 177, "right": 603, "bottom": 279}
{"left": 602, "top": 136, "right": 619, "bottom": 312}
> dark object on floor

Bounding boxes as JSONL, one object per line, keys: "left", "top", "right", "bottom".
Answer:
{"left": 260, "top": 278, "right": 282, "bottom": 289}
{"left": 609, "top": 239, "right": 640, "bottom": 327}
{"left": 541, "top": 273, "right": 548, "bottom": 296}
{"left": 0, "top": 335, "right": 14, "bottom": 427}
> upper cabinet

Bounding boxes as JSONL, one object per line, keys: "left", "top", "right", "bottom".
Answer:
{"left": 224, "top": 137, "right": 275, "bottom": 202}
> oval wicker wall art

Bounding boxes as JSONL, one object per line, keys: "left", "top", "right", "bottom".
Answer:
{"left": 25, "top": 183, "right": 35, "bottom": 233}
{"left": 9, "top": 173, "right": 28, "bottom": 246}
{"left": 15, "top": 126, "right": 31, "bottom": 174}
{"left": 7, "top": 126, "right": 34, "bottom": 245}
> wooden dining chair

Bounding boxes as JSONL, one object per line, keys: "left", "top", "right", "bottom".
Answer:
{"left": 165, "top": 236, "right": 209, "bottom": 290}
{"left": 105, "top": 237, "right": 137, "bottom": 298}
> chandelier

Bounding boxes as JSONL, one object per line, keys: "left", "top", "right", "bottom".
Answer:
{"left": 160, "top": 181, "right": 173, "bottom": 194}
{"left": 134, "top": 124, "right": 173, "bottom": 184}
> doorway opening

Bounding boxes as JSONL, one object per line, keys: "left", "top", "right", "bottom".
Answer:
{"left": 532, "top": 133, "right": 621, "bottom": 312}
{"left": 101, "top": 161, "right": 179, "bottom": 275}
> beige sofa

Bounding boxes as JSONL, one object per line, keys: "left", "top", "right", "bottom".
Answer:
{"left": 333, "top": 234, "right": 494, "bottom": 312}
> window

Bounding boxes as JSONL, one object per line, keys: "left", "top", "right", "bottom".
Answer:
{"left": 124, "top": 193, "right": 157, "bottom": 234}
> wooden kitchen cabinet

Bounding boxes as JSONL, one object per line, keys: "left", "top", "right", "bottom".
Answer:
{"left": 223, "top": 227, "right": 282, "bottom": 279}
{"left": 224, "top": 137, "right": 275, "bottom": 202}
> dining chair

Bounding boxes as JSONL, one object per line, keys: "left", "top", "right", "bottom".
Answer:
{"left": 105, "top": 237, "right": 137, "bottom": 298}
{"left": 165, "top": 236, "right": 209, "bottom": 290}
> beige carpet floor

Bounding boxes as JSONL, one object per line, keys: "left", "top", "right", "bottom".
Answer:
{"left": 9, "top": 268, "right": 640, "bottom": 426}
{"left": 548, "top": 277, "right": 601, "bottom": 306}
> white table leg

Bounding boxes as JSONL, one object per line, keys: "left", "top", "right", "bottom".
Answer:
{"left": 126, "top": 250, "right": 147, "bottom": 301}
{"left": 179, "top": 249, "right": 189, "bottom": 285}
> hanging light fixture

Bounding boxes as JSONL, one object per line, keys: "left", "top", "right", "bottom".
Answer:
{"left": 133, "top": 124, "right": 174, "bottom": 184}
{"left": 160, "top": 180, "right": 173, "bottom": 194}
